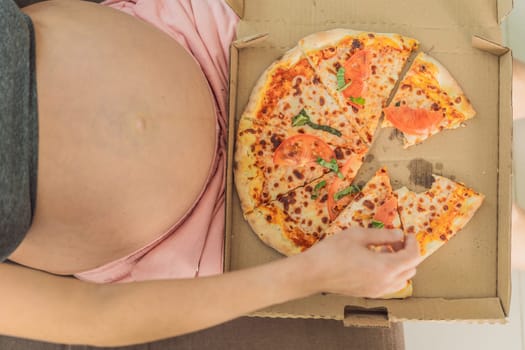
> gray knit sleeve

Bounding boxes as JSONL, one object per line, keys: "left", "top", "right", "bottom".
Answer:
{"left": 0, "top": 0, "right": 38, "bottom": 261}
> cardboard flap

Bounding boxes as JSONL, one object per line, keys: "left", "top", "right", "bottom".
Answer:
{"left": 225, "top": 0, "right": 244, "bottom": 18}
{"left": 498, "top": 0, "right": 514, "bottom": 23}
{"left": 344, "top": 306, "right": 390, "bottom": 328}
{"left": 472, "top": 35, "right": 510, "bottom": 56}
{"left": 233, "top": 33, "right": 269, "bottom": 49}
{"left": 497, "top": 52, "right": 513, "bottom": 317}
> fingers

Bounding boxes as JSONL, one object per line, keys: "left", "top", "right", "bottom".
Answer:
{"left": 390, "top": 234, "right": 424, "bottom": 265}
{"left": 358, "top": 228, "right": 404, "bottom": 245}
{"left": 371, "top": 235, "right": 423, "bottom": 276}
{"left": 397, "top": 267, "right": 417, "bottom": 281}
{"left": 361, "top": 230, "right": 422, "bottom": 265}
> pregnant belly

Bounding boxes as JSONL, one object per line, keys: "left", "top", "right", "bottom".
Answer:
{"left": 10, "top": 0, "right": 217, "bottom": 274}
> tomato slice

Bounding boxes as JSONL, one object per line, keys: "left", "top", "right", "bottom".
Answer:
{"left": 383, "top": 106, "right": 444, "bottom": 136}
{"left": 373, "top": 196, "right": 398, "bottom": 227}
{"left": 341, "top": 50, "right": 370, "bottom": 101}
{"left": 273, "top": 134, "right": 335, "bottom": 167}
{"left": 327, "top": 154, "right": 362, "bottom": 220}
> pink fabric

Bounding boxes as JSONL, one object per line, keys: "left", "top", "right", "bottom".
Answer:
{"left": 74, "top": 0, "right": 238, "bottom": 283}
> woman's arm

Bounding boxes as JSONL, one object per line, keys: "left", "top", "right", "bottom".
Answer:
{"left": 0, "top": 228, "right": 420, "bottom": 347}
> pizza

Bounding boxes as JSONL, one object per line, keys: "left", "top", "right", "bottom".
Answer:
{"left": 234, "top": 46, "right": 368, "bottom": 214}
{"left": 299, "top": 29, "right": 419, "bottom": 144}
{"left": 246, "top": 174, "right": 339, "bottom": 256}
{"left": 233, "top": 29, "right": 483, "bottom": 298}
{"left": 326, "top": 167, "right": 401, "bottom": 235}
{"left": 395, "top": 175, "right": 485, "bottom": 259}
{"left": 382, "top": 52, "right": 477, "bottom": 148}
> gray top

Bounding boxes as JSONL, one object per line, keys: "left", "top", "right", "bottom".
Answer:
{"left": 0, "top": 0, "right": 38, "bottom": 261}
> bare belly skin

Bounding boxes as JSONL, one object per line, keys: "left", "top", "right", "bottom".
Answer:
{"left": 9, "top": 0, "right": 217, "bottom": 274}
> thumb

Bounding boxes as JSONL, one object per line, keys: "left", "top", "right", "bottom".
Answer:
{"left": 360, "top": 228, "right": 404, "bottom": 245}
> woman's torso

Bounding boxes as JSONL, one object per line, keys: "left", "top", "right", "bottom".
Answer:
{"left": 9, "top": 0, "right": 217, "bottom": 274}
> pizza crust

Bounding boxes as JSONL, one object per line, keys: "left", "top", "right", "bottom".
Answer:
{"left": 246, "top": 206, "right": 307, "bottom": 256}
{"left": 299, "top": 28, "right": 417, "bottom": 53}
{"left": 234, "top": 46, "right": 310, "bottom": 214}
{"left": 418, "top": 53, "right": 476, "bottom": 127}
{"left": 234, "top": 117, "right": 264, "bottom": 214}
{"left": 239, "top": 46, "right": 304, "bottom": 124}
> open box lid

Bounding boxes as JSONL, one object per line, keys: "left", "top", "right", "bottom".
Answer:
{"left": 224, "top": 0, "right": 513, "bottom": 325}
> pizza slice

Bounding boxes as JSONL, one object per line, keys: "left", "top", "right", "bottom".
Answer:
{"left": 325, "top": 167, "right": 412, "bottom": 299}
{"left": 299, "top": 29, "right": 419, "bottom": 144}
{"left": 326, "top": 167, "right": 401, "bottom": 234}
{"left": 235, "top": 46, "right": 367, "bottom": 214}
{"left": 246, "top": 170, "right": 362, "bottom": 256}
{"left": 382, "top": 52, "right": 476, "bottom": 148}
{"left": 395, "top": 175, "right": 484, "bottom": 259}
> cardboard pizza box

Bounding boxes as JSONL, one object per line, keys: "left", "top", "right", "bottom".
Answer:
{"left": 224, "top": 0, "right": 513, "bottom": 326}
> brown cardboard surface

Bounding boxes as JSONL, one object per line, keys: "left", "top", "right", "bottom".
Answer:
{"left": 225, "top": 0, "right": 512, "bottom": 323}
{"left": 498, "top": 0, "right": 515, "bottom": 23}
{"left": 225, "top": 0, "right": 243, "bottom": 18}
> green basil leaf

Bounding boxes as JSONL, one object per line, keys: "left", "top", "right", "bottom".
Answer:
{"left": 292, "top": 110, "right": 342, "bottom": 137}
{"left": 337, "top": 80, "right": 352, "bottom": 92}
{"left": 336, "top": 67, "right": 347, "bottom": 90}
{"left": 371, "top": 220, "right": 385, "bottom": 229}
{"left": 292, "top": 109, "right": 310, "bottom": 127}
{"left": 311, "top": 180, "right": 327, "bottom": 200}
{"left": 317, "top": 157, "right": 338, "bottom": 172}
{"left": 333, "top": 185, "right": 360, "bottom": 201}
{"left": 306, "top": 121, "right": 342, "bottom": 137}
{"left": 317, "top": 158, "right": 344, "bottom": 179}
{"left": 349, "top": 96, "right": 366, "bottom": 106}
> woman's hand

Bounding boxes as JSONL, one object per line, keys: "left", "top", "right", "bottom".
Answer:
{"left": 297, "top": 228, "right": 423, "bottom": 298}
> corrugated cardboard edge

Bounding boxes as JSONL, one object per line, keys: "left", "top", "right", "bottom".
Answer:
{"left": 250, "top": 297, "right": 507, "bottom": 324}
{"left": 233, "top": 33, "right": 270, "bottom": 49}
{"left": 224, "top": 44, "right": 238, "bottom": 274}
{"left": 498, "top": 46, "right": 513, "bottom": 316}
